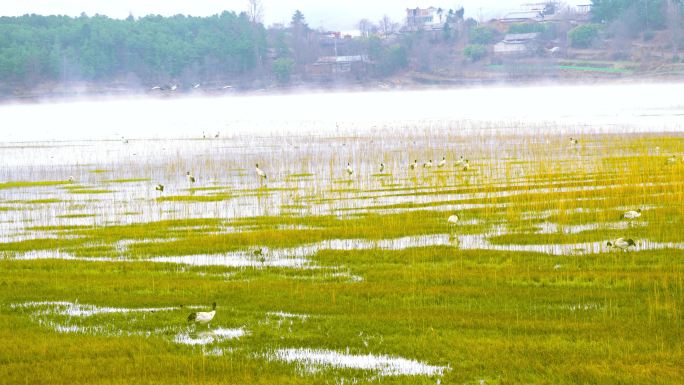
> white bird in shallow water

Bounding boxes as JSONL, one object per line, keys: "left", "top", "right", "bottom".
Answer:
{"left": 437, "top": 156, "right": 446, "bottom": 168}
{"left": 155, "top": 184, "right": 164, "bottom": 192}
{"left": 447, "top": 214, "right": 459, "bottom": 224}
{"left": 187, "top": 302, "right": 216, "bottom": 326}
{"left": 186, "top": 172, "right": 196, "bottom": 183}
{"left": 623, "top": 209, "right": 641, "bottom": 220}
{"left": 346, "top": 163, "right": 354, "bottom": 176}
{"left": 255, "top": 163, "right": 267, "bottom": 180}
{"left": 607, "top": 238, "right": 636, "bottom": 251}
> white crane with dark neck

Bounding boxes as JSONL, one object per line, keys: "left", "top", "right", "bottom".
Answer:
{"left": 187, "top": 302, "right": 217, "bottom": 327}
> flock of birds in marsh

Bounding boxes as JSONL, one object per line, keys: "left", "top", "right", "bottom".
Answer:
{"left": 79, "top": 137, "right": 650, "bottom": 256}
{"left": 54, "top": 135, "right": 659, "bottom": 330}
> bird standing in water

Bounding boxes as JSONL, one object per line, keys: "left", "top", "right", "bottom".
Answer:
{"left": 187, "top": 302, "right": 217, "bottom": 327}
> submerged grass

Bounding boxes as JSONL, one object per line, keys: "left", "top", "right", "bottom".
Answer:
{"left": 0, "top": 180, "right": 71, "bottom": 189}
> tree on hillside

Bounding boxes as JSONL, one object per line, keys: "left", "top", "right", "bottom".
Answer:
{"left": 246, "top": 0, "right": 264, "bottom": 25}
{"left": 378, "top": 15, "right": 398, "bottom": 38}
{"left": 358, "top": 19, "right": 373, "bottom": 38}
{"left": 289, "top": 10, "right": 314, "bottom": 69}
{"left": 591, "top": 0, "right": 667, "bottom": 30}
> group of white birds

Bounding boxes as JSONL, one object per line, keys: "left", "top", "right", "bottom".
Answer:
{"left": 346, "top": 156, "right": 471, "bottom": 177}
{"left": 153, "top": 164, "right": 267, "bottom": 193}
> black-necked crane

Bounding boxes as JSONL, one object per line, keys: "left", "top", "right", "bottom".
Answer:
{"left": 437, "top": 156, "right": 446, "bottom": 168}
{"left": 623, "top": 208, "right": 641, "bottom": 219}
{"left": 447, "top": 214, "right": 459, "bottom": 237}
{"left": 423, "top": 160, "right": 433, "bottom": 169}
{"left": 121, "top": 136, "right": 129, "bottom": 144}
{"left": 256, "top": 163, "right": 267, "bottom": 180}
{"left": 155, "top": 184, "right": 164, "bottom": 192}
{"left": 462, "top": 160, "right": 470, "bottom": 171}
{"left": 569, "top": 137, "right": 579, "bottom": 145}
{"left": 607, "top": 238, "right": 636, "bottom": 252}
{"left": 379, "top": 163, "right": 385, "bottom": 172}
{"left": 623, "top": 208, "right": 641, "bottom": 227}
{"left": 409, "top": 160, "right": 417, "bottom": 170}
{"left": 68, "top": 176, "right": 74, "bottom": 183}
{"left": 346, "top": 163, "right": 354, "bottom": 176}
{"left": 186, "top": 172, "right": 196, "bottom": 183}
{"left": 187, "top": 302, "right": 217, "bottom": 327}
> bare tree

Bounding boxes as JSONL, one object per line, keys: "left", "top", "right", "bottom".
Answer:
{"left": 378, "top": 15, "right": 397, "bottom": 38}
{"left": 358, "top": 19, "right": 373, "bottom": 38}
{"left": 246, "top": 0, "right": 264, "bottom": 25}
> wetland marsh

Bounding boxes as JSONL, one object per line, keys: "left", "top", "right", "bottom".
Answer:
{"left": 1, "top": 86, "right": 683, "bottom": 384}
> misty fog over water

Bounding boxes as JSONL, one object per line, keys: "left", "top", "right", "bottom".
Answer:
{"left": 1, "top": 83, "right": 682, "bottom": 142}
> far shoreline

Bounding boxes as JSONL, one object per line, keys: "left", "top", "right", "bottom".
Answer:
{"left": 2, "top": 75, "right": 683, "bottom": 106}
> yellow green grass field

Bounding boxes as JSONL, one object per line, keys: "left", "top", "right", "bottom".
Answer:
{"left": 0, "top": 130, "right": 682, "bottom": 384}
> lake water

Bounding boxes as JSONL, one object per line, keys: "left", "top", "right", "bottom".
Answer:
{"left": 1, "top": 83, "right": 683, "bottom": 142}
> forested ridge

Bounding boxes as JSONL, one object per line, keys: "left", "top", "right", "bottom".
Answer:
{"left": 0, "top": 12, "right": 265, "bottom": 85}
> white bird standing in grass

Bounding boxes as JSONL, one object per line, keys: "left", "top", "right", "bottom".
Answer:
{"left": 186, "top": 172, "right": 196, "bottom": 183}
{"left": 437, "top": 156, "right": 446, "bottom": 168}
{"left": 187, "top": 302, "right": 217, "bottom": 327}
{"left": 423, "top": 160, "right": 433, "bottom": 169}
{"left": 607, "top": 238, "right": 636, "bottom": 252}
{"left": 255, "top": 163, "right": 267, "bottom": 180}
{"left": 447, "top": 214, "right": 459, "bottom": 239}
{"left": 623, "top": 208, "right": 641, "bottom": 220}
{"left": 155, "top": 184, "right": 164, "bottom": 192}
{"left": 346, "top": 163, "right": 354, "bottom": 176}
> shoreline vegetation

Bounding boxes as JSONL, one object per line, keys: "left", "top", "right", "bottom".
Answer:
{"left": 1, "top": 2, "right": 683, "bottom": 104}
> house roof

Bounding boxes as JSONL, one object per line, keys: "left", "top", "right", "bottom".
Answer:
{"left": 494, "top": 42, "right": 532, "bottom": 53}
{"left": 315, "top": 55, "right": 371, "bottom": 64}
{"left": 501, "top": 11, "right": 544, "bottom": 22}
{"left": 503, "top": 32, "right": 540, "bottom": 42}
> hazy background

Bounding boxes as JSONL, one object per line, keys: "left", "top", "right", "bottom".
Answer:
{"left": 0, "top": 0, "right": 588, "bottom": 30}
